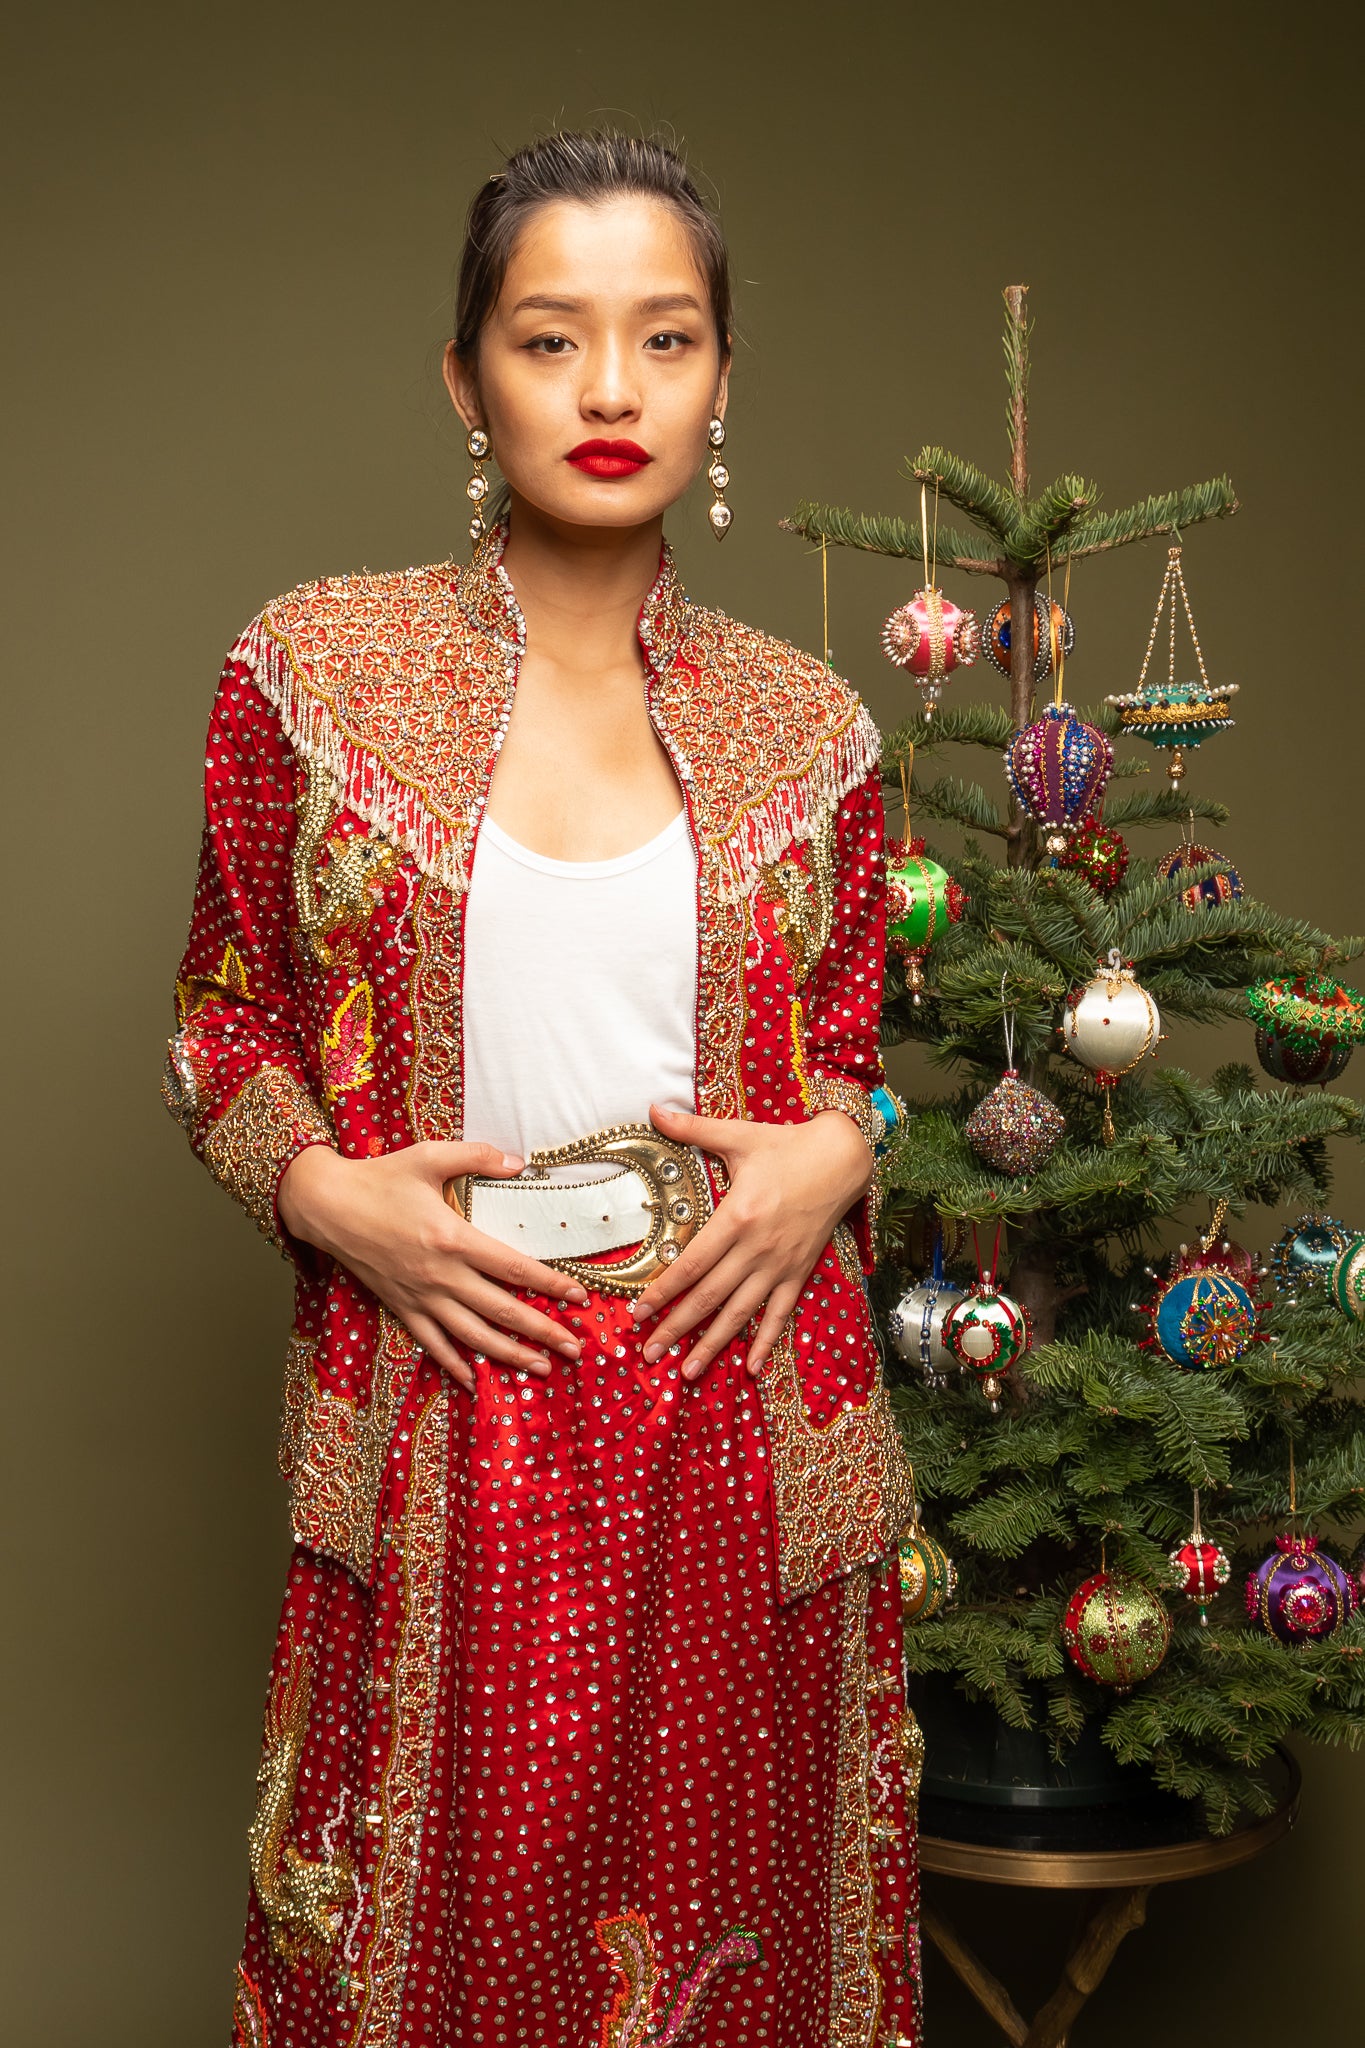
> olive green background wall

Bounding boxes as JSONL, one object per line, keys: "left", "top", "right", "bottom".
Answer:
{"left": 5, "top": 1, "right": 1361, "bottom": 2041}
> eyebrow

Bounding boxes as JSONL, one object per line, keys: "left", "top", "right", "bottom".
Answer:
{"left": 509, "top": 292, "right": 705, "bottom": 316}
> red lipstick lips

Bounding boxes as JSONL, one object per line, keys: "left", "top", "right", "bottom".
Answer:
{"left": 566, "top": 438, "right": 653, "bottom": 478}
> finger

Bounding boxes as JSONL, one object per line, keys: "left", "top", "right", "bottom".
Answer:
{"left": 456, "top": 1226, "right": 591, "bottom": 1308}
{"left": 680, "top": 1276, "right": 774, "bottom": 1380}
{"left": 414, "top": 1138, "right": 527, "bottom": 1179}
{"left": 440, "top": 1303, "right": 556, "bottom": 1377}
{"left": 630, "top": 1208, "right": 739, "bottom": 1323}
{"left": 644, "top": 1245, "right": 763, "bottom": 1359}
{"left": 455, "top": 1274, "right": 583, "bottom": 1358}
{"left": 648, "top": 1102, "right": 752, "bottom": 1157}
{"left": 745, "top": 1286, "right": 801, "bottom": 1377}
{"left": 404, "top": 1310, "right": 476, "bottom": 1394}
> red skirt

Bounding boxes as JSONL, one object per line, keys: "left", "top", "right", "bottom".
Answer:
{"left": 232, "top": 1285, "right": 923, "bottom": 2048}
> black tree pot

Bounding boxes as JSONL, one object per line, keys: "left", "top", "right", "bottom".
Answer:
{"left": 908, "top": 1672, "right": 1209, "bottom": 1852}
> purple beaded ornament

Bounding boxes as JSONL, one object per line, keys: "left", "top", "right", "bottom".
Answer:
{"left": 1003, "top": 703, "right": 1115, "bottom": 858}
{"left": 1245, "top": 1532, "right": 1357, "bottom": 1646}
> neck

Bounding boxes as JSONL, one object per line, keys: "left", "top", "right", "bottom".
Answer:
{"left": 498, "top": 494, "right": 665, "bottom": 672}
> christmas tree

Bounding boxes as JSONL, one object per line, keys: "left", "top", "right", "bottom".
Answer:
{"left": 785, "top": 287, "right": 1365, "bottom": 1832}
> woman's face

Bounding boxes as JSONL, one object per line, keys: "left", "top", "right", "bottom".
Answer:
{"left": 444, "top": 194, "right": 729, "bottom": 534}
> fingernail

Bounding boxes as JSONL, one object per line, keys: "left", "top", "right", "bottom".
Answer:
{"left": 564, "top": 1286, "right": 590, "bottom": 1305}
{"left": 501, "top": 1152, "right": 524, "bottom": 1171}
{"left": 684, "top": 1359, "right": 704, "bottom": 1380}
{"left": 557, "top": 1339, "right": 580, "bottom": 1358}
{"left": 643, "top": 1342, "right": 664, "bottom": 1363}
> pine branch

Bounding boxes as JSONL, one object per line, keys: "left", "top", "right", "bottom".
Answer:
{"left": 1050, "top": 477, "right": 1239, "bottom": 564}
{"left": 882, "top": 703, "right": 1018, "bottom": 757}
{"left": 779, "top": 502, "right": 1004, "bottom": 575}
{"left": 907, "top": 446, "right": 1020, "bottom": 546}
{"left": 1012, "top": 473, "right": 1098, "bottom": 561}
{"left": 912, "top": 774, "right": 1010, "bottom": 838}
{"left": 1100, "top": 786, "right": 1231, "bottom": 831}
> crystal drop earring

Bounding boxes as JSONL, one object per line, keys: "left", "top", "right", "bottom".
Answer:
{"left": 466, "top": 426, "right": 491, "bottom": 543}
{"left": 707, "top": 417, "right": 732, "bottom": 540}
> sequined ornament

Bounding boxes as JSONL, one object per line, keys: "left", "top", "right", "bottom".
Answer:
{"left": 1106, "top": 545, "right": 1235, "bottom": 788}
{"left": 964, "top": 1070, "right": 1066, "bottom": 1178}
{"left": 897, "top": 1508, "right": 957, "bottom": 1623}
{"left": 1061, "top": 1571, "right": 1173, "bottom": 1690}
{"left": 1058, "top": 815, "right": 1129, "bottom": 896}
{"left": 889, "top": 1276, "right": 966, "bottom": 1386}
{"left": 1330, "top": 1234, "right": 1365, "bottom": 1321}
{"left": 1270, "top": 1213, "right": 1353, "bottom": 1302}
{"left": 983, "top": 594, "right": 1074, "bottom": 681}
{"left": 1245, "top": 1532, "right": 1358, "bottom": 1646}
{"left": 942, "top": 1284, "right": 1032, "bottom": 1407}
{"left": 1137, "top": 1259, "right": 1262, "bottom": 1369}
{"left": 1004, "top": 702, "right": 1115, "bottom": 857}
{"left": 1060, "top": 949, "right": 1161, "bottom": 1141}
{"left": 1168, "top": 1496, "right": 1230, "bottom": 1626}
{"left": 880, "top": 587, "right": 980, "bottom": 713}
{"left": 885, "top": 836, "right": 966, "bottom": 1001}
{"left": 1156, "top": 842, "right": 1244, "bottom": 910}
{"left": 1249, "top": 976, "right": 1363, "bottom": 1088}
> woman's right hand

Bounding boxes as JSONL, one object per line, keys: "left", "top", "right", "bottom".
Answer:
{"left": 277, "top": 1141, "right": 587, "bottom": 1393}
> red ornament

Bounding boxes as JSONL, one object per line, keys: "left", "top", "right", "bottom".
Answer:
{"left": 1058, "top": 816, "right": 1129, "bottom": 896}
{"left": 881, "top": 586, "right": 980, "bottom": 713}
{"left": 1169, "top": 1537, "right": 1231, "bottom": 1626}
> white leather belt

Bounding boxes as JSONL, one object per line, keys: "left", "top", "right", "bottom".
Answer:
{"left": 443, "top": 1122, "right": 713, "bottom": 1297}
{"left": 465, "top": 1169, "right": 656, "bottom": 1257}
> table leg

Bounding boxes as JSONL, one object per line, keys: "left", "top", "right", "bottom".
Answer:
{"left": 921, "top": 1904, "right": 1029, "bottom": 2045}
{"left": 1019, "top": 1885, "right": 1151, "bottom": 2048}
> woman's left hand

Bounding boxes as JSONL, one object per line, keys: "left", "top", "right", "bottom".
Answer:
{"left": 630, "top": 1101, "right": 874, "bottom": 1379}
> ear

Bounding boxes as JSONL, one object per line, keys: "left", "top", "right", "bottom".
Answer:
{"left": 442, "top": 340, "right": 483, "bottom": 435}
{"left": 713, "top": 341, "right": 732, "bottom": 423}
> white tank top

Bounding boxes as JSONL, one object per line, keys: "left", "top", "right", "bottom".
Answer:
{"left": 460, "top": 810, "right": 699, "bottom": 1160}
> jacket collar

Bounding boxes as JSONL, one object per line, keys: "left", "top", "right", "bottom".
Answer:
{"left": 454, "top": 520, "right": 691, "bottom": 682}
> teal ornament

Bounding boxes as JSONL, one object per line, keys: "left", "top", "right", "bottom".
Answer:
{"left": 1146, "top": 1270, "right": 1258, "bottom": 1369}
{"left": 1270, "top": 1213, "right": 1353, "bottom": 1302}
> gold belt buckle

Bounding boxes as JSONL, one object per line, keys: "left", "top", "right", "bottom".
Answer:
{"left": 444, "top": 1122, "right": 712, "bottom": 1296}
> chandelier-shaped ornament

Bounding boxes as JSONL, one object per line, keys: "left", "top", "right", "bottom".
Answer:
{"left": 1105, "top": 546, "right": 1237, "bottom": 790}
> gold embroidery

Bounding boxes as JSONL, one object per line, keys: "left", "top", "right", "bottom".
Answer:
{"left": 830, "top": 1569, "right": 881, "bottom": 2048}
{"left": 321, "top": 982, "right": 376, "bottom": 1101}
{"left": 201, "top": 1065, "right": 335, "bottom": 1248}
{"left": 888, "top": 1706, "right": 926, "bottom": 1815}
{"left": 293, "top": 763, "right": 398, "bottom": 969}
{"left": 232, "top": 1964, "right": 269, "bottom": 2048}
{"left": 350, "top": 1390, "right": 449, "bottom": 2046}
{"left": 759, "top": 1329, "right": 914, "bottom": 1603}
{"left": 406, "top": 876, "right": 463, "bottom": 1140}
{"left": 287, "top": 1312, "right": 419, "bottom": 1578}
{"left": 790, "top": 999, "right": 812, "bottom": 1109}
{"left": 277, "top": 1333, "right": 317, "bottom": 1482}
{"left": 235, "top": 525, "right": 877, "bottom": 908}
{"left": 805, "top": 1072, "right": 879, "bottom": 1156}
{"left": 247, "top": 1634, "right": 354, "bottom": 1966}
{"left": 760, "top": 807, "right": 837, "bottom": 988}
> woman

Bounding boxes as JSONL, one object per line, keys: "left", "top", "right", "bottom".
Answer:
{"left": 165, "top": 129, "right": 922, "bottom": 2048}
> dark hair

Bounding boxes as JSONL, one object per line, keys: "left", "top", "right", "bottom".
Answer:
{"left": 454, "top": 128, "right": 733, "bottom": 365}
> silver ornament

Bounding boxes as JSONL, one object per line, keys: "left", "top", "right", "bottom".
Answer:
{"left": 888, "top": 1278, "right": 965, "bottom": 1385}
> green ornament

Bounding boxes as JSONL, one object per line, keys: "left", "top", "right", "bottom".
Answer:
{"left": 1330, "top": 1235, "right": 1365, "bottom": 1321}
{"left": 885, "top": 836, "right": 965, "bottom": 1001}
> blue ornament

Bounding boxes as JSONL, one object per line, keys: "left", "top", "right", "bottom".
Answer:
{"left": 1145, "top": 1270, "right": 1259, "bottom": 1368}
{"left": 1155, "top": 843, "right": 1244, "bottom": 910}
{"left": 1270, "top": 1213, "right": 1353, "bottom": 1301}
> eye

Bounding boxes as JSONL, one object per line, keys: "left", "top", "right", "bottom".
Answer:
{"left": 526, "top": 334, "right": 576, "bottom": 355}
{"left": 644, "top": 330, "right": 694, "bottom": 353}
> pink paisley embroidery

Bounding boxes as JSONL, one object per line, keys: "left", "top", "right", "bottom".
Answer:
{"left": 321, "top": 981, "right": 375, "bottom": 1101}
{"left": 595, "top": 1909, "right": 764, "bottom": 2047}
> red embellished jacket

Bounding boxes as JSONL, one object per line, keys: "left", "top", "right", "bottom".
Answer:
{"left": 165, "top": 527, "right": 912, "bottom": 1602}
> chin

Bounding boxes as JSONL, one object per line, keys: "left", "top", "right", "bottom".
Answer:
{"left": 511, "top": 474, "right": 686, "bottom": 532}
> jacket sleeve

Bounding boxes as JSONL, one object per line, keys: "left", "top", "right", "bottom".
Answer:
{"left": 800, "top": 765, "right": 901, "bottom": 1270}
{"left": 162, "top": 649, "right": 337, "bottom": 1256}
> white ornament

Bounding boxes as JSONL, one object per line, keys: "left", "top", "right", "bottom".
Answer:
{"left": 1063, "top": 948, "right": 1161, "bottom": 1077}
{"left": 888, "top": 1278, "right": 965, "bottom": 1384}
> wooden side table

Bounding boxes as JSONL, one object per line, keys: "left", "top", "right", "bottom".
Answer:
{"left": 916, "top": 1750, "right": 1299, "bottom": 2048}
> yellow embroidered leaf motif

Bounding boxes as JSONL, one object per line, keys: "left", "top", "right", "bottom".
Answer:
{"left": 322, "top": 981, "right": 376, "bottom": 1102}
{"left": 175, "top": 942, "right": 251, "bottom": 1023}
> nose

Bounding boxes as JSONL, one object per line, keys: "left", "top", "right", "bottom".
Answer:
{"left": 579, "top": 333, "right": 641, "bottom": 425}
